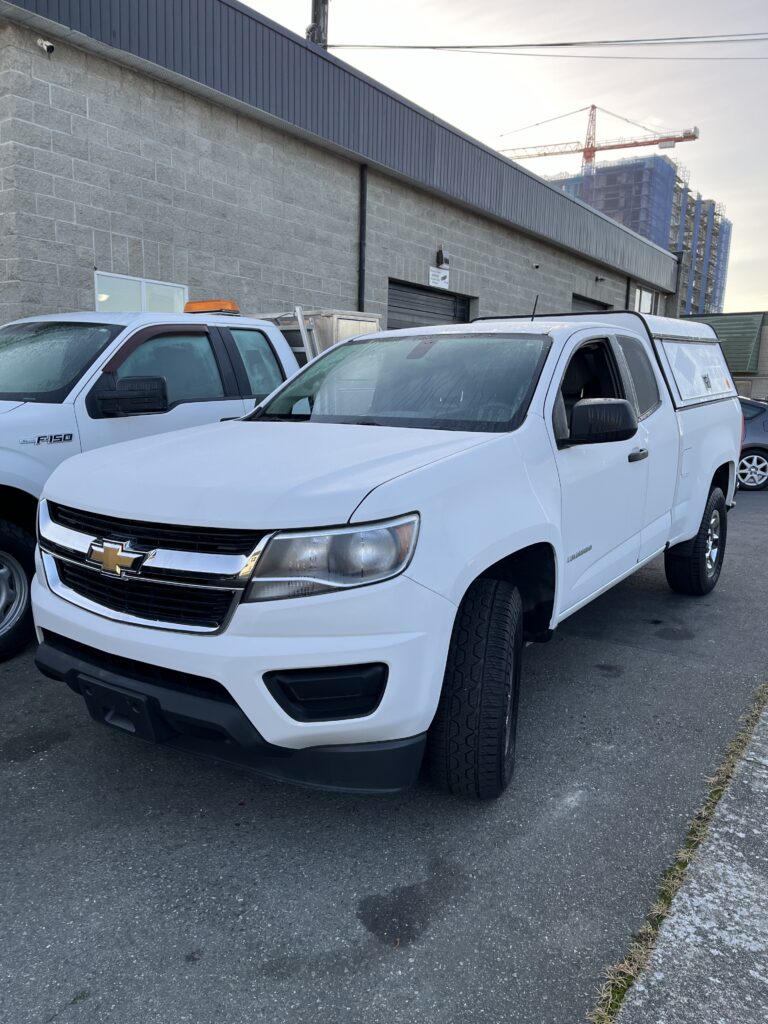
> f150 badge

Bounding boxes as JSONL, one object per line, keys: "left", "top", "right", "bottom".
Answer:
{"left": 19, "top": 433, "right": 74, "bottom": 445}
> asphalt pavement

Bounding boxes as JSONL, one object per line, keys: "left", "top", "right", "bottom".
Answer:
{"left": 2, "top": 493, "right": 766, "bottom": 1024}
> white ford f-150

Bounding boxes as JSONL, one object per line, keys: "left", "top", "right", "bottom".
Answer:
{"left": 32, "top": 312, "right": 742, "bottom": 798}
{"left": 0, "top": 308, "right": 298, "bottom": 659}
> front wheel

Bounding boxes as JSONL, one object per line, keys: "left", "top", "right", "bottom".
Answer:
{"left": 737, "top": 449, "right": 768, "bottom": 491}
{"left": 0, "top": 521, "right": 36, "bottom": 662}
{"left": 664, "top": 487, "right": 727, "bottom": 597}
{"left": 427, "top": 578, "right": 522, "bottom": 799}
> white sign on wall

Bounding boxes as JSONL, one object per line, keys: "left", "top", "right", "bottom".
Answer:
{"left": 429, "top": 266, "right": 450, "bottom": 290}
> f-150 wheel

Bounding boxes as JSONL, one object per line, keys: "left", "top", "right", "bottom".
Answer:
{"left": 664, "top": 487, "right": 727, "bottom": 597}
{"left": 737, "top": 449, "right": 768, "bottom": 491}
{"left": 427, "top": 578, "right": 522, "bottom": 799}
{"left": 0, "top": 520, "right": 36, "bottom": 662}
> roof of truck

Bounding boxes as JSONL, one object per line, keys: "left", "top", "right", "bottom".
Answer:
{"left": 5, "top": 311, "right": 276, "bottom": 329}
{"left": 471, "top": 311, "right": 719, "bottom": 343}
{"left": 364, "top": 313, "right": 718, "bottom": 344}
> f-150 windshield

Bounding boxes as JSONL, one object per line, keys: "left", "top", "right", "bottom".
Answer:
{"left": 0, "top": 321, "right": 121, "bottom": 403}
{"left": 255, "top": 332, "right": 550, "bottom": 432}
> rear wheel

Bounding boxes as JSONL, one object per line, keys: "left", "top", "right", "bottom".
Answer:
{"left": 664, "top": 487, "right": 727, "bottom": 596}
{"left": 0, "top": 520, "right": 36, "bottom": 661}
{"left": 737, "top": 449, "right": 768, "bottom": 491}
{"left": 427, "top": 578, "right": 522, "bottom": 799}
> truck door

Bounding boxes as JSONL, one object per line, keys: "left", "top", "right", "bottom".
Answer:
{"left": 74, "top": 325, "right": 247, "bottom": 452}
{"left": 615, "top": 334, "right": 679, "bottom": 562}
{"left": 548, "top": 335, "right": 647, "bottom": 613}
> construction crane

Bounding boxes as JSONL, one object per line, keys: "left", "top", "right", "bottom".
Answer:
{"left": 501, "top": 105, "right": 699, "bottom": 173}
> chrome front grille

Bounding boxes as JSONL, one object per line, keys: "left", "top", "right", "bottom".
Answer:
{"left": 55, "top": 561, "right": 236, "bottom": 630}
{"left": 39, "top": 501, "right": 268, "bottom": 633}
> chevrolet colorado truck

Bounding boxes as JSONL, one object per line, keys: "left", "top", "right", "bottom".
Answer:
{"left": 0, "top": 306, "right": 298, "bottom": 659}
{"left": 32, "top": 312, "right": 742, "bottom": 798}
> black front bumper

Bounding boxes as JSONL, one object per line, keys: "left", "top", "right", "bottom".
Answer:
{"left": 35, "top": 633, "right": 426, "bottom": 794}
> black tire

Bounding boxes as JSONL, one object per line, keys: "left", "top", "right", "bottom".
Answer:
{"left": 664, "top": 487, "right": 727, "bottom": 597}
{"left": 737, "top": 448, "right": 768, "bottom": 491}
{"left": 427, "top": 578, "right": 522, "bottom": 799}
{"left": 0, "top": 520, "right": 36, "bottom": 662}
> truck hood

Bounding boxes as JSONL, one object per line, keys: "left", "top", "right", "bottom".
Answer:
{"left": 0, "top": 401, "right": 24, "bottom": 415}
{"left": 43, "top": 420, "right": 493, "bottom": 529}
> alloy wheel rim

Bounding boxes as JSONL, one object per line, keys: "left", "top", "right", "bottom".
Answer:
{"left": 705, "top": 509, "right": 721, "bottom": 577}
{"left": 503, "top": 656, "right": 520, "bottom": 762}
{"left": 737, "top": 454, "right": 768, "bottom": 488}
{"left": 0, "top": 553, "right": 28, "bottom": 636}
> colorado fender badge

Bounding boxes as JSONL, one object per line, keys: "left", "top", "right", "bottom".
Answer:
{"left": 567, "top": 545, "right": 593, "bottom": 563}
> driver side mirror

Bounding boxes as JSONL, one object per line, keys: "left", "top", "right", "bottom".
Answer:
{"left": 88, "top": 374, "right": 169, "bottom": 418}
{"left": 568, "top": 398, "right": 638, "bottom": 445}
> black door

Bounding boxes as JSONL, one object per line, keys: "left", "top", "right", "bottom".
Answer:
{"left": 387, "top": 281, "right": 471, "bottom": 330}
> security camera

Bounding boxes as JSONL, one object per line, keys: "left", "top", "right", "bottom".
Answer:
{"left": 36, "top": 38, "right": 55, "bottom": 54}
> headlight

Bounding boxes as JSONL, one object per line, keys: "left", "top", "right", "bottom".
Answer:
{"left": 244, "top": 514, "right": 419, "bottom": 602}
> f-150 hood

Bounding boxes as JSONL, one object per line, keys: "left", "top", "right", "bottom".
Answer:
{"left": 43, "top": 420, "right": 494, "bottom": 529}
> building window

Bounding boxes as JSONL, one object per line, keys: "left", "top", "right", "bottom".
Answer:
{"left": 634, "top": 286, "right": 661, "bottom": 315}
{"left": 94, "top": 272, "right": 188, "bottom": 314}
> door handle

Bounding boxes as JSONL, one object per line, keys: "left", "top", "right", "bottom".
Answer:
{"left": 628, "top": 448, "right": 649, "bottom": 463}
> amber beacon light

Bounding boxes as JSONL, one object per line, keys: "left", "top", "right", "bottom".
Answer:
{"left": 184, "top": 299, "right": 241, "bottom": 315}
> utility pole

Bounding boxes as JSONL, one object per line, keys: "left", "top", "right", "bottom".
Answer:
{"left": 306, "top": 0, "right": 329, "bottom": 48}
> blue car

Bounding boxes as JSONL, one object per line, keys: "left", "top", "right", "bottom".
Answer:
{"left": 739, "top": 398, "right": 768, "bottom": 490}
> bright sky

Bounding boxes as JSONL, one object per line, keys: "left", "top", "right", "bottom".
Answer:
{"left": 244, "top": 0, "right": 767, "bottom": 312}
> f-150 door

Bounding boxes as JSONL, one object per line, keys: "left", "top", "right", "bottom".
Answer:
{"left": 548, "top": 335, "right": 648, "bottom": 614}
{"left": 75, "top": 325, "right": 246, "bottom": 452}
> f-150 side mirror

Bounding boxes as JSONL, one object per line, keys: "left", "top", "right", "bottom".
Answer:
{"left": 88, "top": 374, "right": 170, "bottom": 418}
{"left": 568, "top": 398, "right": 638, "bottom": 445}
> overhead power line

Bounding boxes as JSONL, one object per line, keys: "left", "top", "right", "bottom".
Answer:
{"left": 439, "top": 48, "right": 768, "bottom": 62}
{"left": 329, "top": 30, "right": 768, "bottom": 51}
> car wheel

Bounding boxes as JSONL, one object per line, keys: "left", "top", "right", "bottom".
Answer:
{"left": 737, "top": 449, "right": 768, "bottom": 491}
{"left": 427, "top": 578, "right": 522, "bottom": 799}
{"left": 664, "top": 487, "right": 727, "bottom": 597}
{"left": 0, "top": 520, "right": 36, "bottom": 662}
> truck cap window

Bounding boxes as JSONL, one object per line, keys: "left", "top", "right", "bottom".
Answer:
{"left": 0, "top": 321, "right": 121, "bottom": 403}
{"left": 254, "top": 333, "right": 550, "bottom": 432}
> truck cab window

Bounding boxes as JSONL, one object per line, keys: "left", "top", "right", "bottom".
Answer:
{"left": 554, "top": 339, "right": 623, "bottom": 442}
{"left": 617, "top": 335, "right": 661, "bottom": 419}
{"left": 229, "top": 328, "right": 284, "bottom": 399}
{"left": 116, "top": 334, "right": 224, "bottom": 406}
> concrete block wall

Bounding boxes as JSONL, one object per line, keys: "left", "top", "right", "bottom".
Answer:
{"left": 0, "top": 21, "right": 360, "bottom": 323}
{"left": 365, "top": 174, "right": 632, "bottom": 320}
{"left": 0, "top": 20, "right": 670, "bottom": 327}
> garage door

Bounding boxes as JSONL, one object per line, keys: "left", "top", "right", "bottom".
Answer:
{"left": 571, "top": 293, "right": 612, "bottom": 313}
{"left": 387, "top": 281, "right": 471, "bottom": 330}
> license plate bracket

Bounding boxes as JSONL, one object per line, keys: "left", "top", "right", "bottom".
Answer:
{"left": 79, "top": 676, "right": 173, "bottom": 742}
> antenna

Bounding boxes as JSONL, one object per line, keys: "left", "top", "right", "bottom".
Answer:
{"left": 531, "top": 295, "right": 539, "bottom": 320}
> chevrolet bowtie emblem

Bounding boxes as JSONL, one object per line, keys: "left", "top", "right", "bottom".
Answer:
{"left": 87, "top": 540, "right": 146, "bottom": 577}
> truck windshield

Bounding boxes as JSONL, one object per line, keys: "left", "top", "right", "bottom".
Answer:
{"left": 0, "top": 321, "right": 122, "bottom": 403}
{"left": 254, "top": 333, "right": 550, "bottom": 432}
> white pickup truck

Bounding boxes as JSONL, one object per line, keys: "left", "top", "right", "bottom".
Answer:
{"left": 32, "top": 312, "right": 742, "bottom": 798}
{"left": 0, "top": 308, "right": 298, "bottom": 659}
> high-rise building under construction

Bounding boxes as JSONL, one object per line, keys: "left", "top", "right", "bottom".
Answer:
{"left": 555, "top": 156, "right": 732, "bottom": 314}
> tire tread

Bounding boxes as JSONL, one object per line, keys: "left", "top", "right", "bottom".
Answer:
{"left": 427, "top": 578, "right": 522, "bottom": 799}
